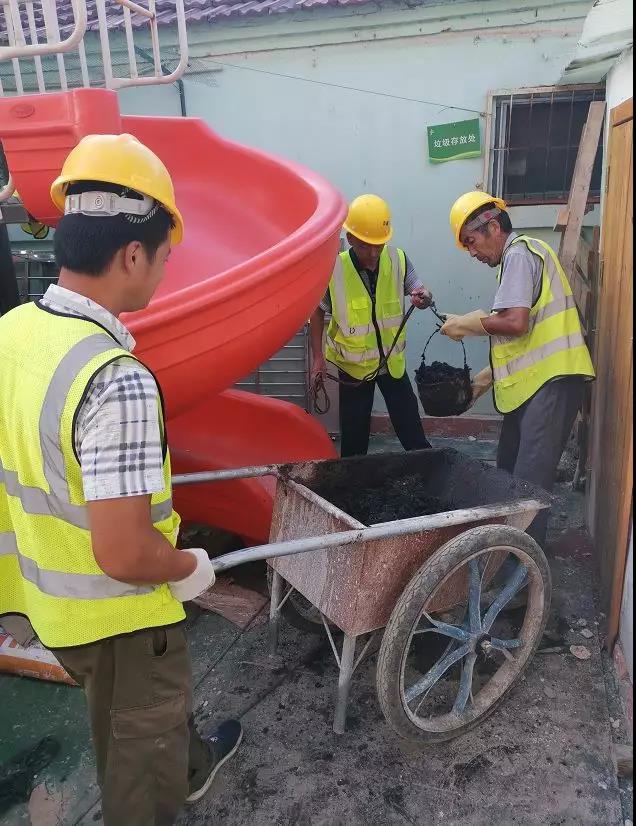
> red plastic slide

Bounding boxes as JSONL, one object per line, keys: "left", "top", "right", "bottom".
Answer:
{"left": 0, "top": 89, "right": 344, "bottom": 543}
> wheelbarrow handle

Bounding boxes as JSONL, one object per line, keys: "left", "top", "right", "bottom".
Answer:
{"left": 171, "top": 464, "right": 281, "bottom": 486}
{"left": 210, "top": 499, "right": 549, "bottom": 573}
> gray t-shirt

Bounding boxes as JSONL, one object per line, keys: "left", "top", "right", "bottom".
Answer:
{"left": 492, "top": 232, "right": 543, "bottom": 311}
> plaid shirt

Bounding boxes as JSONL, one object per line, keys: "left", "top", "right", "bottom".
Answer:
{"left": 40, "top": 285, "right": 165, "bottom": 501}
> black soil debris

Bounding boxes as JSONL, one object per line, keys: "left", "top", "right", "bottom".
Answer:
{"left": 417, "top": 360, "right": 465, "bottom": 383}
{"left": 415, "top": 360, "right": 472, "bottom": 417}
{"left": 323, "top": 474, "right": 446, "bottom": 524}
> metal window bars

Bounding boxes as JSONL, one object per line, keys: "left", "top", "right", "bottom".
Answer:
{"left": 488, "top": 86, "right": 605, "bottom": 206}
{"left": 235, "top": 328, "right": 311, "bottom": 410}
{"left": 11, "top": 249, "right": 58, "bottom": 303}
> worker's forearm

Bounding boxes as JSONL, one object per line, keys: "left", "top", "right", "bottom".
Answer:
{"left": 310, "top": 308, "right": 326, "bottom": 359}
{"left": 482, "top": 309, "right": 529, "bottom": 338}
{"left": 101, "top": 528, "right": 197, "bottom": 586}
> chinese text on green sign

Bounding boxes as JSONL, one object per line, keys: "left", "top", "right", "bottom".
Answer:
{"left": 427, "top": 119, "right": 481, "bottom": 163}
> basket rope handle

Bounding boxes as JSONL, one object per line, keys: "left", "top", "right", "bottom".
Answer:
{"left": 420, "top": 328, "right": 469, "bottom": 372}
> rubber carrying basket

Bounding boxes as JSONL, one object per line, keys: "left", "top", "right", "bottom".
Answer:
{"left": 415, "top": 329, "right": 472, "bottom": 417}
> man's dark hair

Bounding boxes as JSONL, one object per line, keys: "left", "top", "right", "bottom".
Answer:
{"left": 54, "top": 180, "right": 174, "bottom": 276}
{"left": 471, "top": 201, "right": 513, "bottom": 234}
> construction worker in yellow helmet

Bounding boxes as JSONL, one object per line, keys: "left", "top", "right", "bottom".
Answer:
{"left": 440, "top": 191, "right": 595, "bottom": 546}
{"left": 310, "top": 193, "right": 433, "bottom": 456}
{"left": 0, "top": 134, "right": 242, "bottom": 825}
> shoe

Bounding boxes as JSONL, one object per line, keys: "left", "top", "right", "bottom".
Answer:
{"left": 186, "top": 719, "right": 243, "bottom": 804}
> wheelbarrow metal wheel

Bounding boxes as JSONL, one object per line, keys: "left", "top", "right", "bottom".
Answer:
{"left": 376, "top": 525, "right": 551, "bottom": 744}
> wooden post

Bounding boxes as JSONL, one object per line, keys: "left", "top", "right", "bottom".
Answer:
{"left": 556, "top": 101, "right": 606, "bottom": 282}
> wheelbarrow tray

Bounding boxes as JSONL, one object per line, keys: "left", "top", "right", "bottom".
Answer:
{"left": 268, "top": 448, "right": 550, "bottom": 636}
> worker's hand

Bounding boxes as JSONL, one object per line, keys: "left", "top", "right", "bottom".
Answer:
{"left": 440, "top": 310, "right": 489, "bottom": 341}
{"left": 410, "top": 287, "right": 433, "bottom": 310}
{"left": 168, "top": 548, "right": 215, "bottom": 603}
{"left": 470, "top": 366, "right": 494, "bottom": 406}
{"left": 311, "top": 355, "right": 327, "bottom": 385}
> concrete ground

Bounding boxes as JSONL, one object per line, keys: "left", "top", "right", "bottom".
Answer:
{"left": 0, "top": 437, "right": 631, "bottom": 826}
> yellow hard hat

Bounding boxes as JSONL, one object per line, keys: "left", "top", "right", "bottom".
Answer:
{"left": 450, "top": 191, "right": 507, "bottom": 249}
{"left": 343, "top": 194, "right": 393, "bottom": 245}
{"left": 20, "top": 219, "right": 49, "bottom": 240}
{"left": 50, "top": 133, "right": 184, "bottom": 244}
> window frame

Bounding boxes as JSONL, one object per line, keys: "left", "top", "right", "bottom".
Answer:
{"left": 483, "top": 84, "right": 606, "bottom": 207}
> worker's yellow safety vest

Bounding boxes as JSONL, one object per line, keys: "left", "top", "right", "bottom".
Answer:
{"left": 325, "top": 247, "right": 407, "bottom": 380}
{"left": 0, "top": 302, "right": 185, "bottom": 648}
{"left": 490, "top": 235, "right": 595, "bottom": 414}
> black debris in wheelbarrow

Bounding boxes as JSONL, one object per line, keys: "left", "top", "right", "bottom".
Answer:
{"left": 313, "top": 473, "right": 446, "bottom": 525}
{"left": 293, "top": 448, "right": 553, "bottom": 526}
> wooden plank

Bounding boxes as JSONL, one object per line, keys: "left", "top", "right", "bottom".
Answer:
{"left": 554, "top": 207, "right": 569, "bottom": 233}
{"left": 558, "top": 101, "right": 606, "bottom": 281}
{"left": 612, "top": 97, "right": 633, "bottom": 127}
{"left": 575, "top": 237, "right": 593, "bottom": 281}
{"left": 573, "top": 230, "right": 600, "bottom": 487}
{"left": 605, "top": 132, "right": 633, "bottom": 646}
{"left": 589, "top": 108, "right": 633, "bottom": 648}
{"left": 571, "top": 271, "right": 591, "bottom": 325}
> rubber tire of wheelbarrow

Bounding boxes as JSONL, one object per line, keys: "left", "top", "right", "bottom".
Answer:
{"left": 266, "top": 566, "right": 337, "bottom": 635}
{"left": 376, "top": 525, "right": 551, "bottom": 745}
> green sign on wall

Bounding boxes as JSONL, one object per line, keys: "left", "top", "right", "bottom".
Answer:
{"left": 427, "top": 118, "right": 481, "bottom": 163}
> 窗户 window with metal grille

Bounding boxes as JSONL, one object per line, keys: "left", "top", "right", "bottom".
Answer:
{"left": 488, "top": 86, "right": 605, "bottom": 205}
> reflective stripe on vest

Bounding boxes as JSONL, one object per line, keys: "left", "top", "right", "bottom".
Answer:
{"left": 490, "top": 236, "right": 595, "bottom": 412}
{"left": 325, "top": 247, "right": 407, "bottom": 380}
{"left": 0, "top": 333, "right": 172, "bottom": 529}
{"left": 324, "top": 336, "right": 407, "bottom": 363}
{"left": 0, "top": 302, "right": 184, "bottom": 647}
{"left": 0, "top": 533, "right": 152, "bottom": 598}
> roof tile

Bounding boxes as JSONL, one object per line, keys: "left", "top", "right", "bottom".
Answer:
{"left": 1, "top": 0, "right": 384, "bottom": 42}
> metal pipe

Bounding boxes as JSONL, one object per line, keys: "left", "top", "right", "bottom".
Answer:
{"left": 123, "top": 6, "right": 139, "bottom": 79}
{"left": 0, "top": 0, "right": 87, "bottom": 60}
{"left": 96, "top": 0, "right": 115, "bottom": 90}
{"left": 133, "top": 44, "right": 187, "bottom": 116}
{"left": 210, "top": 499, "right": 546, "bottom": 573}
{"left": 111, "top": 0, "right": 188, "bottom": 90}
{"left": 115, "top": 0, "right": 155, "bottom": 19}
{"left": 3, "top": 4, "right": 24, "bottom": 94}
{"left": 25, "top": 1, "right": 46, "bottom": 92}
{"left": 148, "top": 0, "right": 162, "bottom": 77}
{"left": 172, "top": 464, "right": 280, "bottom": 486}
{"left": 77, "top": 38, "right": 91, "bottom": 88}
{"left": 42, "top": 0, "right": 68, "bottom": 91}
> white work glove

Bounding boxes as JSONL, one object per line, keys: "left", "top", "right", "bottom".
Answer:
{"left": 168, "top": 548, "right": 215, "bottom": 602}
{"left": 470, "top": 366, "right": 494, "bottom": 406}
{"left": 440, "top": 310, "right": 489, "bottom": 341}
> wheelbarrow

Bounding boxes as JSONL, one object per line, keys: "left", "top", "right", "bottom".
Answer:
{"left": 173, "top": 448, "right": 552, "bottom": 744}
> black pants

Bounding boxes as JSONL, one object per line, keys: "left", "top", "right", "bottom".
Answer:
{"left": 338, "top": 370, "right": 431, "bottom": 458}
{"left": 497, "top": 376, "right": 585, "bottom": 547}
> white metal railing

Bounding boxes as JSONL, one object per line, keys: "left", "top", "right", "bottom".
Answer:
{"left": 0, "top": 0, "right": 189, "bottom": 202}
{"left": 0, "top": 0, "right": 188, "bottom": 93}
{"left": 96, "top": 0, "right": 189, "bottom": 90}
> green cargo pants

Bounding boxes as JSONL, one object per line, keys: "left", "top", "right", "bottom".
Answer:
{"left": 53, "top": 624, "right": 211, "bottom": 826}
